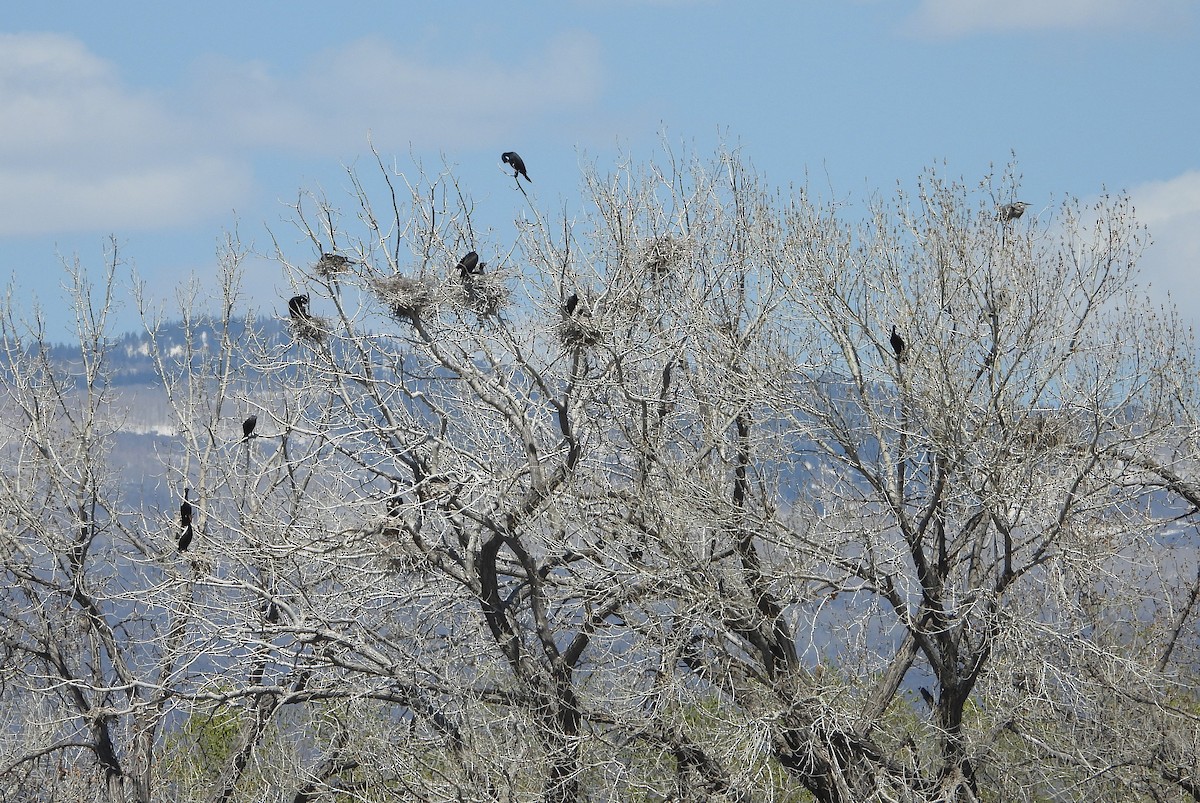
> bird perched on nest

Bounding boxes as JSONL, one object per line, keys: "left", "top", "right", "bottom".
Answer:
{"left": 288, "top": 294, "right": 311, "bottom": 320}
{"left": 563, "top": 293, "right": 579, "bottom": 316}
{"left": 316, "top": 252, "right": 353, "bottom": 275}
{"left": 999, "top": 201, "right": 1030, "bottom": 223}
{"left": 502, "top": 152, "right": 531, "bottom": 182}
{"left": 456, "top": 251, "right": 485, "bottom": 278}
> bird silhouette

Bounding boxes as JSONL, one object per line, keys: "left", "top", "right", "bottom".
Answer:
{"left": 999, "top": 201, "right": 1030, "bottom": 223}
{"left": 242, "top": 415, "right": 258, "bottom": 442}
{"left": 288, "top": 294, "right": 311, "bottom": 320}
{"left": 564, "top": 293, "right": 579, "bottom": 316}
{"left": 178, "top": 489, "right": 194, "bottom": 552}
{"left": 890, "top": 325, "right": 906, "bottom": 363}
{"left": 456, "top": 251, "right": 484, "bottom": 278}
{"left": 502, "top": 152, "right": 531, "bottom": 182}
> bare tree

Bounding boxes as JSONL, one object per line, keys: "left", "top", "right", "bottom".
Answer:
{"left": 0, "top": 148, "right": 1197, "bottom": 802}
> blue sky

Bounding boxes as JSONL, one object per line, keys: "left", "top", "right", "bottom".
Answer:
{"left": 1, "top": 0, "right": 1197, "bottom": 338}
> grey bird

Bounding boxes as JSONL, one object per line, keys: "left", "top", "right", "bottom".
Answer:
{"left": 502, "top": 152, "right": 531, "bottom": 182}
{"left": 999, "top": 201, "right": 1030, "bottom": 223}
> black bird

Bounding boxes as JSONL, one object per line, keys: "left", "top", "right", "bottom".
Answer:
{"left": 242, "top": 415, "right": 258, "bottom": 442}
{"left": 178, "top": 489, "right": 194, "bottom": 552}
{"left": 501, "top": 152, "right": 530, "bottom": 182}
{"left": 455, "top": 251, "right": 484, "bottom": 278}
{"left": 920, "top": 687, "right": 936, "bottom": 710}
{"left": 890, "top": 325, "right": 906, "bottom": 363}
{"left": 999, "top": 201, "right": 1030, "bottom": 223}
{"left": 288, "top": 294, "right": 311, "bottom": 319}
{"left": 564, "top": 293, "right": 579, "bottom": 316}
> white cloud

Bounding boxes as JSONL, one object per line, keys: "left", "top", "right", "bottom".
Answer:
{"left": 904, "top": 0, "right": 1193, "bottom": 37}
{"left": 188, "top": 32, "right": 605, "bottom": 152}
{"left": 1128, "top": 170, "right": 1200, "bottom": 311}
{"left": 0, "top": 160, "right": 252, "bottom": 236}
{"left": 0, "top": 31, "right": 606, "bottom": 237}
{"left": 0, "top": 33, "right": 250, "bottom": 235}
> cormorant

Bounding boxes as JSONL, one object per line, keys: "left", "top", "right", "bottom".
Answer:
{"left": 288, "top": 294, "right": 311, "bottom": 320}
{"left": 890, "top": 325, "right": 906, "bottom": 363}
{"left": 501, "top": 152, "right": 531, "bottom": 182}
{"left": 564, "top": 293, "right": 579, "bottom": 316}
{"left": 456, "top": 251, "right": 484, "bottom": 278}
{"left": 178, "top": 489, "right": 194, "bottom": 552}
{"left": 386, "top": 483, "right": 404, "bottom": 519}
{"left": 320, "top": 252, "right": 351, "bottom": 270}
{"left": 242, "top": 415, "right": 258, "bottom": 442}
{"left": 999, "top": 201, "right": 1030, "bottom": 223}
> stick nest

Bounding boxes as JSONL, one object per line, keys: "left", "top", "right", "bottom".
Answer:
{"left": 314, "top": 253, "right": 353, "bottom": 278}
{"left": 289, "top": 315, "right": 329, "bottom": 343}
{"left": 371, "top": 275, "right": 434, "bottom": 321}
{"left": 557, "top": 311, "right": 605, "bottom": 348}
{"left": 641, "top": 234, "right": 690, "bottom": 276}
{"left": 451, "top": 274, "right": 509, "bottom": 317}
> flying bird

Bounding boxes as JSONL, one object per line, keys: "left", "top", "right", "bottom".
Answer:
{"left": 890, "top": 325, "right": 906, "bottom": 363}
{"left": 288, "top": 294, "right": 311, "bottom": 320}
{"left": 999, "top": 201, "right": 1030, "bottom": 223}
{"left": 178, "top": 489, "right": 194, "bottom": 552}
{"left": 564, "top": 293, "right": 579, "bottom": 316}
{"left": 242, "top": 415, "right": 258, "bottom": 442}
{"left": 456, "top": 251, "right": 484, "bottom": 278}
{"left": 502, "top": 152, "right": 531, "bottom": 182}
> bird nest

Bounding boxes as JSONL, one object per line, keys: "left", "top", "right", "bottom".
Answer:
{"left": 557, "top": 313, "right": 604, "bottom": 348}
{"left": 289, "top": 315, "right": 329, "bottom": 342}
{"left": 315, "top": 252, "right": 353, "bottom": 278}
{"left": 371, "top": 275, "right": 434, "bottom": 321}
{"left": 640, "top": 234, "right": 689, "bottom": 276}
{"left": 451, "top": 274, "right": 509, "bottom": 317}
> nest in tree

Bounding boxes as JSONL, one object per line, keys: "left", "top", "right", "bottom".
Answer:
{"left": 289, "top": 314, "right": 329, "bottom": 343}
{"left": 557, "top": 309, "right": 604, "bottom": 348}
{"left": 640, "top": 234, "right": 689, "bottom": 276}
{"left": 371, "top": 275, "right": 434, "bottom": 321}
{"left": 315, "top": 252, "right": 353, "bottom": 278}
{"left": 451, "top": 273, "right": 509, "bottom": 317}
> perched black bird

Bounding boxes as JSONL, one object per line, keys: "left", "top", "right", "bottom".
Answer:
{"left": 890, "top": 325, "right": 906, "bottom": 363}
{"left": 501, "top": 152, "right": 530, "bottom": 182}
{"left": 242, "top": 415, "right": 258, "bottom": 442}
{"left": 178, "top": 489, "right": 194, "bottom": 552}
{"left": 564, "top": 293, "right": 579, "bottom": 316}
{"left": 455, "top": 251, "right": 484, "bottom": 278}
{"left": 288, "top": 294, "right": 311, "bottom": 320}
{"left": 999, "top": 201, "right": 1030, "bottom": 223}
{"left": 920, "top": 687, "right": 936, "bottom": 710}
{"left": 180, "top": 488, "right": 193, "bottom": 528}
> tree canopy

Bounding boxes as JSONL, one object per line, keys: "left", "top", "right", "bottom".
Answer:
{"left": 0, "top": 147, "right": 1197, "bottom": 803}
